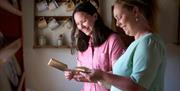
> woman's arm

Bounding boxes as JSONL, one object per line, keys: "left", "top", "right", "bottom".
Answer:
{"left": 89, "top": 70, "right": 147, "bottom": 91}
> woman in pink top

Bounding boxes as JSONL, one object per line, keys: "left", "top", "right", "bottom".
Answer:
{"left": 64, "top": 2, "right": 125, "bottom": 91}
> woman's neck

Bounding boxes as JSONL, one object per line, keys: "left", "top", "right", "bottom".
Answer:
{"left": 134, "top": 15, "right": 152, "bottom": 39}
{"left": 135, "top": 31, "right": 150, "bottom": 40}
{"left": 134, "top": 26, "right": 151, "bottom": 40}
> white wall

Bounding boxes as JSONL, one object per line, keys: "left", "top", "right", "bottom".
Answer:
{"left": 22, "top": 0, "right": 82, "bottom": 91}
{"left": 101, "top": 0, "right": 116, "bottom": 28}
{"left": 22, "top": 0, "right": 180, "bottom": 91}
{"left": 158, "top": 0, "right": 180, "bottom": 91}
{"left": 158, "top": 0, "right": 179, "bottom": 43}
{"left": 165, "top": 44, "right": 180, "bottom": 91}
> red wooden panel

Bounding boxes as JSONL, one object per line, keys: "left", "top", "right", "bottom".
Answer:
{"left": 0, "top": 7, "right": 22, "bottom": 42}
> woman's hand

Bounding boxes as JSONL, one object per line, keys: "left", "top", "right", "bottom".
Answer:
{"left": 64, "top": 66, "right": 92, "bottom": 82}
{"left": 87, "top": 69, "right": 104, "bottom": 82}
{"left": 73, "top": 72, "right": 91, "bottom": 82}
{"left": 64, "top": 67, "right": 105, "bottom": 83}
{"left": 64, "top": 70, "right": 74, "bottom": 80}
{"left": 72, "top": 66, "right": 91, "bottom": 82}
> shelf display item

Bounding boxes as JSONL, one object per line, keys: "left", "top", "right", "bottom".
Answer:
{"left": 65, "top": 0, "right": 75, "bottom": 12}
{"left": 36, "top": 0, "right": 48, "bottom": 12}
{"left": 47, "top": 18, "right": 59, "bottom": 30}
{"left": 37, "top": 17, "right": 48, "bottom": 29}
{"left": 57, "top": 34, "right": 63, "bottom": 47}
{"left": 38, "top": 35, "right": 46, "bottom": 46}
{"left": 48, "top": 0, "right": 59, "bottom": 10}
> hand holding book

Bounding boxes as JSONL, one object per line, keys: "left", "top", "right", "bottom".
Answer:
{"left": 48, "top": 58, "right": 91, "bottom": 73}
{"left": 48, "top": 58, "right": 92, "bottom": 82}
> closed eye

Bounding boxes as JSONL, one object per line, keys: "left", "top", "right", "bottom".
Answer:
{"left": 82, "top": 19, "right": 87, "bottom": 23}
{"left": 76, "top": 20, "right": 85, "bottom": 26}
{"left": 117, "top": 16, "right": 122, "bottom": 21}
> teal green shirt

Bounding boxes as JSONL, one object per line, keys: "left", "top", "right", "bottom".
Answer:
{"left": 111, "top": 33, "right": 166, "bottom": 91}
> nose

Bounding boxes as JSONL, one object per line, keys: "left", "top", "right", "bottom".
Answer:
{"left": 77, "top": 23, "right": 84, "bottom": 30}
{"left": 116, "top": 21, "right": 122, "bottom": 27}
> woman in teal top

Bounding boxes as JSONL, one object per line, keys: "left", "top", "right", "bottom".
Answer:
{"left": 111, "top": 33, "right": 166, "bottom": 91}
{"left": 81, "top": 0, "right": 166, "bottom": 91}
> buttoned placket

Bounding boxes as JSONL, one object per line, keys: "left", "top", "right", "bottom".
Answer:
{"left": 89, "top": 39, "right": 97, "bottom": 91}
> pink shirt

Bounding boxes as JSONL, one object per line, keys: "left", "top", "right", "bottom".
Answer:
{"left": 77, "top": 34, "right": 125, "bottom": 91}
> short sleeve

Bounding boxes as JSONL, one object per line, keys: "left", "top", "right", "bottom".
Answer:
{"left": 130, "top": 37, "right": 164, "bottom": 89}
{"left": 108, "top": 34, "right": 125, "bottom": 66}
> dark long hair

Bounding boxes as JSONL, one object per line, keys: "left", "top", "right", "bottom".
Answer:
{"left": 71, "top": 2, "right": 113, "bottom": 52}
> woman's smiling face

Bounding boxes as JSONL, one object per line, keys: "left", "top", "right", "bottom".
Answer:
{"left": 74, "top": 11, "right": 97, "bottom": 36}
{"left": 113, "top": 3, "right": 137, "bottom": 36}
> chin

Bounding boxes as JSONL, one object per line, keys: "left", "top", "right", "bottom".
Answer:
{"left": 124, "top": 30, "right": 130, "bottom": 36}
{"left": 85, "top": 33, "right": 90, "bottom": 36}
{"left": 124, "top": 31, "right": 129, "bottom": 35}
{"left": 85, "top": 31, "right": 92, "bottom": 36}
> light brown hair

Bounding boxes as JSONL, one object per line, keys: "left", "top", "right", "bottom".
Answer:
{"left": 114, "top": 0, "right": 159, "bottom": 32}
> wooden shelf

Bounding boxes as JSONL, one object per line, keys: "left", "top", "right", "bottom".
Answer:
{"left": 35, "top": 2, "right": 73, "bottom": 17}
{"left": 33, "top": 45, "right": 70, "bottom": 48}
{"left": 0, "top": 0, "right": 22, "bottom": 16}
{"left": 17, "top": 72, "right": 25, "bottom": 91}
{"left": 35, "top": 16, "right": 71, "bottom": 20}
{"left": 0, "top": 1, "right": 24, "bottom": 91}
{"left": 34, "top": 0, "right": 73, "bottom": 49}
{"left": 0, "top": 38, "right": 21, "bottom": 66}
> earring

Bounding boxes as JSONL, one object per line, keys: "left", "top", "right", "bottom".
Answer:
{"left": 135, "top": 17, "right": 139, "bottom": 22}
{"left": 93, "top": 13, "right": 97, "bottom": 19}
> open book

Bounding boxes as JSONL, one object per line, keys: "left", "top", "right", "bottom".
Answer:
{"left": 48, "top": 58, "right": 91, "bottom": 73}
{"left": 48, "top": 58, "right": 69, "bottom": 71}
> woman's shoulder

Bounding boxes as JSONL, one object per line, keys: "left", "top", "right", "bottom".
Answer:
{"left": 140, "top": 33, "right": 162, "bottom": 42}
{"left": 106, "top": 33, "right": 125, "bottom": 47}
{"left": 108, "top": 33, "right": 121, "bottom": 40}
{"left": 137, "top": 33, "right": 165, "bottom": 48}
